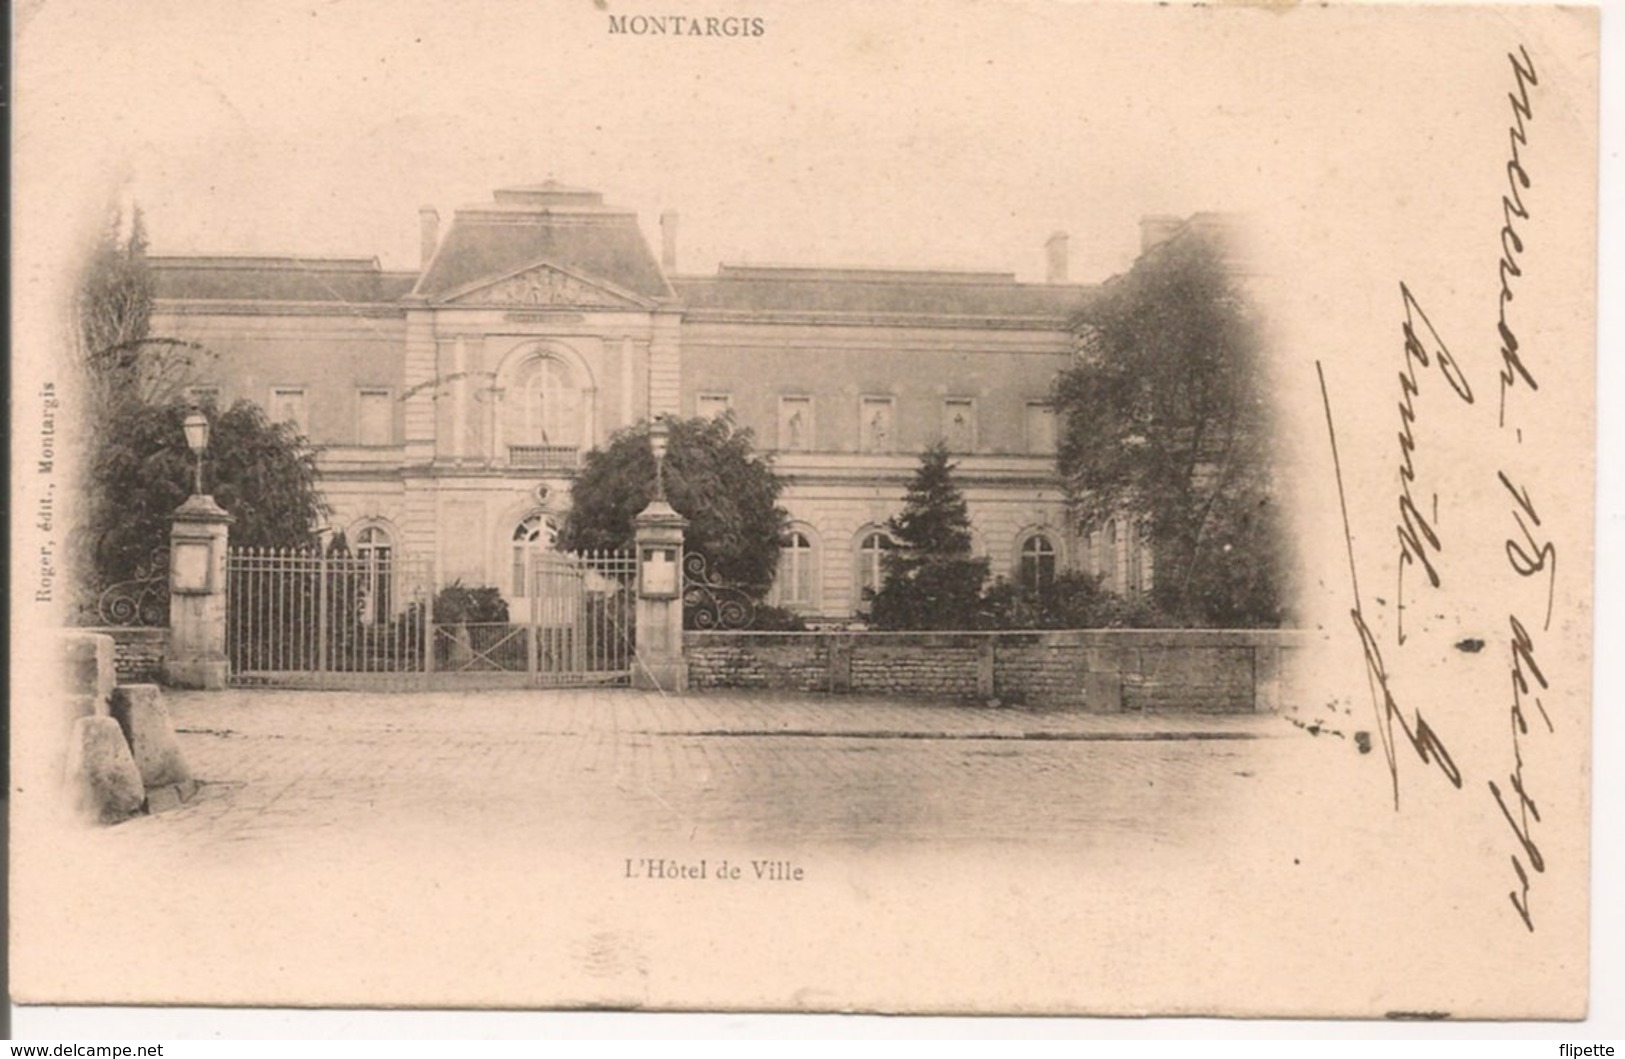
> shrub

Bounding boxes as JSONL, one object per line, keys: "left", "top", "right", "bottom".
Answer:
{"left": 432, "top": 582, "right": 510, "bottom": 625}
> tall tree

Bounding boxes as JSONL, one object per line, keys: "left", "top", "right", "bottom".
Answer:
{"left": 78, "top": 206, "right": 153, "bottom": 366}
{"left": 76, "top": 205, "right": 208, "bottom": 412}
{"left": 559, "top": 415, "right": 789, "bottom": 596}
{"left": 1054, "top": 223, "right": 1287, "bottom": 627}
{"left": 867, "top": 443, "right": 991, "bottom": 630}
{"left": 72, "top": 206, "right": 326, "bottom": 610}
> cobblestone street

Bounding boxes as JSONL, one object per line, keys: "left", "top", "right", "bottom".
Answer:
{"left": 17, "top": 686, "right": 1488, "bottom": 1017}
{"left": 117, "top": 688, "right": 1279, "bottom": 853}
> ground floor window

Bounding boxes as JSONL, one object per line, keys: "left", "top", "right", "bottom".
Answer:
{"left": 1128, "top": 519, "right": 1153, "bottom": 596}
{"left": 355, "top": 525, "right": 393, "bottom": 623}
{"left": 1019, "top": 533, "right": 1057, "bottom": 599}
{"left": 855, "top": 530, "right": 892, "bottom": 611}
{"left": 776, "top": 531, "right": 815, "bottom": 606}
{"left": 512, "top": 513, "right": 558, "bottom": 597}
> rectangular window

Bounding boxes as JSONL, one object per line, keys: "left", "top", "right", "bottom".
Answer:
{"left": 778, "top": 396, "right": 813, "bottom": 452}
{"left": 271, "top": 386, "right": 309, "bottom": 437}
{"left": 697, "top": 393, "right": 732, "bottom": 420}
{"left": 357, "top": 389, "right": 392, "bottom": 446}
{"left": 185, "top": 385, "right": 221, "bottom": 407}
{"left": 1025, "top": 402, "right": 1057, "bottom": 455}
{"left": 942, "top": 398, "right": 976, "bottom": 453}
{"left": 860, "top": 396, "right": 895, "bottom": 453}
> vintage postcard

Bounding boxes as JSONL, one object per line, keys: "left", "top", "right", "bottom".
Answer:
{"left": 8, "top": 0, "right": 1606, "bottom": 1026}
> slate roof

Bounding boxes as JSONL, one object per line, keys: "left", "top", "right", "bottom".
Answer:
{"left": 149, "top": 184, "right": 1101, "bottom": 320}
{"left": 152, "top": 256, "right": 417, "bottom": 303}
{"left": 671, "top": 265, "right": 1096, "bottom": 320}
{"left": 412, "top": 184, "right": 673, "bottom": 303}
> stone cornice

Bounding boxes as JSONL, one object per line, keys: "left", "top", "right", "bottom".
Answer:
{"left": 154, "top": 299, "right": 407, "bottom": 319}
{"left": 154, "top": 299, "right": 1070, "bottom": 332}
{"left": 771, "top": 453, "right": 1064, "bottom": 489}
{"left": 678, "top": 309, "right": 1074, "bottom": 330}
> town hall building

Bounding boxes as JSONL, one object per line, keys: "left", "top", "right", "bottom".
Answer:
{"left": 150, "top": 182, "right": 1167, "bottom": 623}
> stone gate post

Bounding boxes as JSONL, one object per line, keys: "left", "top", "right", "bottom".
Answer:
{"left": 163, "top": 494, "right": 233, "bottom": 689}
{"left": 633, "top": 499, "right": 688, "bottom": 692}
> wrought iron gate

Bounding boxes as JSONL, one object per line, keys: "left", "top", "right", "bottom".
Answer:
{"left": 226, "top": 547, "right": 434, "bottom": 688}
{"left": 226, "top": 546, "right": 635, "bottom": 689}
{"left": 529, "top": 550, "right": 637, "bottom": 687}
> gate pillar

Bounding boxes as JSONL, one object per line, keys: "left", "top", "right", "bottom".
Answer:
{"left": 163, "top": 494, "right": 234, "bottom": 689}
{"left": 632, "top": 499, "right": 688, "bottom": 692}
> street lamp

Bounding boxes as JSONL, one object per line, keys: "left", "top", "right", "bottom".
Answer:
{"left": 649, "top": 415, "right": 670, "bottom": 502}
{"left": 183, "top": 411, "right": 210, "bottom": 496}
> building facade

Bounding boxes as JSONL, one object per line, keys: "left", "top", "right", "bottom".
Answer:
{"left": 151, "top": 182, "right": 1159, "bottom": 623}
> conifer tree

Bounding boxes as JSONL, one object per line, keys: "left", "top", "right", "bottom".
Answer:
{"left": 867, "top": 443, "right": 991, "bottom": 630}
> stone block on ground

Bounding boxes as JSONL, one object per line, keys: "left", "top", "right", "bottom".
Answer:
{"left": 110, "top": 684, "right": 193, "bottom": 790}
{"left": 59, "top": 631, "right": 116, "bottom": 716}
{"left": 65, "top": 695, "right": 99, "bottom": 722}
{"left": 65, "top": 716, "right": 145, "bottom": 824}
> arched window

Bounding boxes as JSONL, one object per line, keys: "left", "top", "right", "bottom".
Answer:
{"left": 855, "top": 530, "right": 893, "bottom": 611}
{"left": 509, "top": 355, "right": 582, "bottom": 448}
{"left": 776, "top": 531, "right": 815, "bottom": 607}
{"left": 1128, "top": 518, "right": 1153, "bottom": 596}
{"left": 511, "top": 513, "right": 558, "bottom": 597}
{"left": 355, "top": 524, "right": 394, "bottom": 624}
{"left": 1105, "top": 518, "right": 1119, "bottom": 589}
{"left": 1019, "top": 534, "right": 1058, "bottom": 598}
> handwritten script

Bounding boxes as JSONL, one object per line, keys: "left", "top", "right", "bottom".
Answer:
{"left": 1317, "top": 46, "right": 1557, "bottom": 934}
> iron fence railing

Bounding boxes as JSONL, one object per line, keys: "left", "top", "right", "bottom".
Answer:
{"left": 226, "top": 548, "right": 433, "bottom": 687}
{"left": 225, "top": 546, "right": 636, "bottom": 689}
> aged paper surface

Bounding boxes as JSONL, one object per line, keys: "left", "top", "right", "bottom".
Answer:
{"left": 8, "top": 0, "right": 1606, "bottom": 1025}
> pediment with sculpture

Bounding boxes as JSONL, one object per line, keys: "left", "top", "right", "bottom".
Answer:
{"left": 445, "top": 263, "right": 643, "bottom": 309}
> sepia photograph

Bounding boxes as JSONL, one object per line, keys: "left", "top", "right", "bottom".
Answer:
{"left": 7, "top": 0, "right": 1612, "bottom": 1033}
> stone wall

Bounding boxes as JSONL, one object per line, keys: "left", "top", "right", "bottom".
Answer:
{"left": 685, "top": 634, "right": 832, "bottom": 692}
{"left": 80, "top": 627, "right": 168, "bottom": 684}
{"left": 847, "top": 636, "right": 984, "bottom": 699}
{"left": 685, "top": 629, "right": 1303, "bottom": 713}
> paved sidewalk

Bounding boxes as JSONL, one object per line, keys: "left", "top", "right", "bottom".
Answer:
{"left": 165, "top": 685, "right": 1282, "bottom": 742}
{"left": 74, "top": 686, "right": 1294, "bottom": 858}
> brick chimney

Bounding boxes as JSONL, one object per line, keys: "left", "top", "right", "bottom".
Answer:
{"left": 419, "top": 206, "right": 440, "bottom": 269}
{"left": 660, "top": 210, "right": 679, "bottom": 271}
{"left": 1045, "top": 231, "right": 1069, "bottom": 283}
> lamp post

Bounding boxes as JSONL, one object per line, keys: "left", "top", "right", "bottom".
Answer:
{"left": 167, "top": 409, "right": 232, "bottom": 689}
{"left": 632, "top": 413, "right": 687, "bottom": 692}
{"left": 182, "top": 411, "right": 210, "bottom": 496}
{"left": 649, "top": 415, "right": 670, "bottom": 502}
